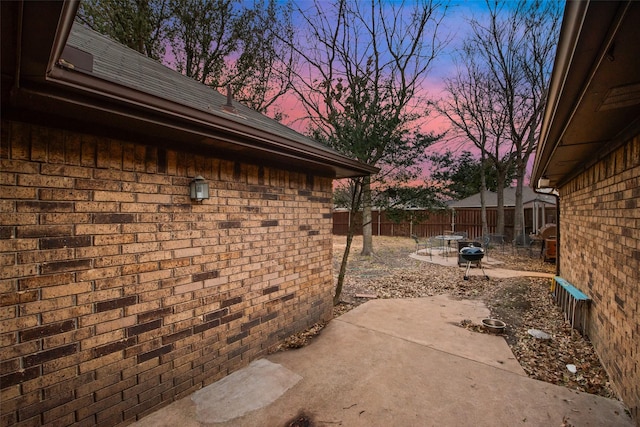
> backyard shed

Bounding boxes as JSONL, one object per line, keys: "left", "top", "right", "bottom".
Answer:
{"left": 448, "top": 187, "right": 557, "bottom": 238}
{"left": 332, "top": 188, "right": 556, "bottom": 240}
{"left": 532, "top": 0, "right": 640, "bottom": 423}
{"left": 0, "top": 2, "right": 376, "bottom": 426}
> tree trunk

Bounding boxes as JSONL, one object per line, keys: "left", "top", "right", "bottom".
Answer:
{"left": 334, "top": 230, "right": 354, "bottom": 306}
{"left": 334, "top": 179, "right": 363, "bottom": 305}
{"left": 495, "top": 169, "right": 506, "bottom": 236}
{"left": 361, "top": 175, "right": 373, "bottom": 256}
{"left": 514, "top": 159, "right": 526, "bottom": 240}
{"left": 480, "top": 153, "right": 489, "bottom": 237}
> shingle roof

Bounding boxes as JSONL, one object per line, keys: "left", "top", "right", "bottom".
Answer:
{"left": 55, "top": 23, "right": 377, "bottom": 178}
{"left": 66, "top": 24, "right": 332, "bottom": 152}
{"left": 448, "top": 187, "right": 556, "bottom": 208}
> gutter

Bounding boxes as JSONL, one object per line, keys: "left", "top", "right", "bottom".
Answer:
{"left": 27, "top": 0, "right": 377, "bottom": 179}
{"left": 533, "top": 1, "right": 633, "bottom": 187}
{"left": 11, "top": 83, "right": 376, "bottom": 180}
{"left": 532, "top": 0, "right": 589, "bottom": 185}
{"left": 47, "top": 1, "right": 80, "bottom": 75}
{"left": 46, "top": 68, "right": 377, "bottom": 176}
{"left": 532, "top": 186, "right": 560, "bottom": 277}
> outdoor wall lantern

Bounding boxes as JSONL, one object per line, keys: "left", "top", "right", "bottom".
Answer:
{"left": 190, "top": 176, "right": 209, "bottom": 202}
{"left": 537, "top": 176, "right": 550, "bottom": 188}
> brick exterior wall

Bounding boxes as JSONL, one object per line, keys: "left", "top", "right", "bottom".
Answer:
{"left": 559, "top": 133, "right": 640, "bottom": 422}
{"left": 0, "top": 119, "right": 335, "bottom": 426}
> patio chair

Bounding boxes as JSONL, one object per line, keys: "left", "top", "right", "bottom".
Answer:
{"left": 512, "top": 234, "right": 533, "bottom": 256}
{"left": 425, "top": 236, "right": 441, "bottom": 260}
{"left": 476, "top": 235, "right": 491, "bottom": 257}
{"left": 413, "top": 235, "right": 438, "bottom": 260}
{"left": 452, "top": 231, "right": 468, "bottom": 239}
{"left": 411, "top": 234, "right": 428, "bottom": 255}
{"left": 487, "top": 234, "right": 506, "bottom": 253}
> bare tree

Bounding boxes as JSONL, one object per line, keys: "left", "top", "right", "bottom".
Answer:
{"left": 80, "top": 0, "right": 295, "bottom": 117}
{"left": 433, "top": 43, "right": 513, "bottom": 236}
{"left": 166, "top": 0, "right": 239, "bottom": 86}
{"left": 467, "top": 0, "right": 561, "bottom": 240}
{"left": 77, "top": 0, "right": 171, "bottom": 60}
{"left": 285, "top": 0, "right": 448, "bottom": 304}
{"left": 230, "top": 0, "right": 296, "bottom": 117}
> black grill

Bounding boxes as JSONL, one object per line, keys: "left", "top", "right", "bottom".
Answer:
{"left": 459, "top": 245, "right": 489, "bottom": 280}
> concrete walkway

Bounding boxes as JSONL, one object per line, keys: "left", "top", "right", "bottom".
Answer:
{"left": 132, "top": 296, "right": 632, "bottom": 427}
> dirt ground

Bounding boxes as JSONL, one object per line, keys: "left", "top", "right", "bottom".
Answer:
{"left": 276, "top": 235, "right": 617, "bottom": 402}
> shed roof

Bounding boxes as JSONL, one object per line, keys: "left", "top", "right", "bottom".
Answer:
{"left": 448, "top": 187, "right": 556, "bottom": 209}
{"left": 1, "top": 1, "right": 377, "bottom": 179}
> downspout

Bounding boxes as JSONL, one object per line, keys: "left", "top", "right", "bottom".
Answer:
{"left": 534, "top": 187, "right": 560, "bottom": 276}
{"left": 13, "top": 1, "right": 24, "bottom": 90}
{"left": 554, "top": 194, "right": 560, "bottom": 277}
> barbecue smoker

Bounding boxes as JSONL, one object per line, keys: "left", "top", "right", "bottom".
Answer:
{"left": 459, "top": 245, "right": 489, "bottom": 281}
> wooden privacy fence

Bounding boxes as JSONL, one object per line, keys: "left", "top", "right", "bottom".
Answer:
{"left": 333, "top": 208, "right": 525, "bottom": 240}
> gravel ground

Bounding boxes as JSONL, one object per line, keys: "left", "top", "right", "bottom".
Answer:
{"left": 277, "top": 235, "right": 618, "bottom": 402}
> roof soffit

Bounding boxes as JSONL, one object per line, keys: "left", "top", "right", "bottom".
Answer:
{"left": 533, "top": 1, "right": 640, "bottom": 188}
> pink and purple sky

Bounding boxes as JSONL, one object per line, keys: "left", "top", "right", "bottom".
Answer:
{"left": 271, "top": 0, "right": 536, "bottom": 181}
{"left": 244, "top": 0, "right": 555, "bottom": 185}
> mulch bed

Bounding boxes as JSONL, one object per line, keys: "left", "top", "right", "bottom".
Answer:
{"left": 274, "top": 236, "right": 617, "bottom": 401}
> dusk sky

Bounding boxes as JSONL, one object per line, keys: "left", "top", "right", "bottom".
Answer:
{"left": 274, "top": 0, "right": 533, "bottom": 178}
{"left": 278, "top": 0, "right": 488, "bottom": 133}
{"left": 268, "top": 0, "right": 516, "bottom": 177}
{"left": 287, "top": 4, "right": 522, "bottom": 111}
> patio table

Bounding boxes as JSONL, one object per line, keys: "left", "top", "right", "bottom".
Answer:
{"left": 434, "top": 235, "right": 464, "bottom": 256}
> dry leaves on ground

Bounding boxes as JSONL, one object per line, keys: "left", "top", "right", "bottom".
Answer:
{"left": 276, "top": 236, "right": 616, "bottom": 401}
{"left": 270, "top": 322, "right": 328, "bottom": 352}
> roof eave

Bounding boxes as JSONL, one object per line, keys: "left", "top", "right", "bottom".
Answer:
{"left": 5, "top": 0, "right": 377, "bottom": 180}
{"left": 41, "top": 66, "right": 377, "bottom": 178}
{"left": 532, "top": 0, "right": 590, "bottom": 189}
{"left": 533, "top": 1, "right": 640, "bottom": 190}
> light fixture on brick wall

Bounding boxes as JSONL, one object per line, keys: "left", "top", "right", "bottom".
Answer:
{"left": 537, "top": 176, "right": 550, "bottom": 188}
{"left": 190, "top": 176, "right": 209, "bottom": 202}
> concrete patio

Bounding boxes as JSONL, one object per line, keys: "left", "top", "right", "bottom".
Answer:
{"left": 409, "top": 249, "right": 556, "bottom": 279}
{"left": 131, "top": 295, "right": 632, "bottom": 426}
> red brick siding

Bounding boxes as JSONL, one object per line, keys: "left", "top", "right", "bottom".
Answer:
{"left": 559, "top": 133, "right": 640, "bottom": 422}
{"left": 0, "top": 120, "right": 335, "bottom": 426}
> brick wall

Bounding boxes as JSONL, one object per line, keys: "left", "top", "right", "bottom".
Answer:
{"left": 0, "top": 119, "right": 335, "bottom": 426}
{"left": 559, "top": 133, "right": 640, "bottom": 422}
